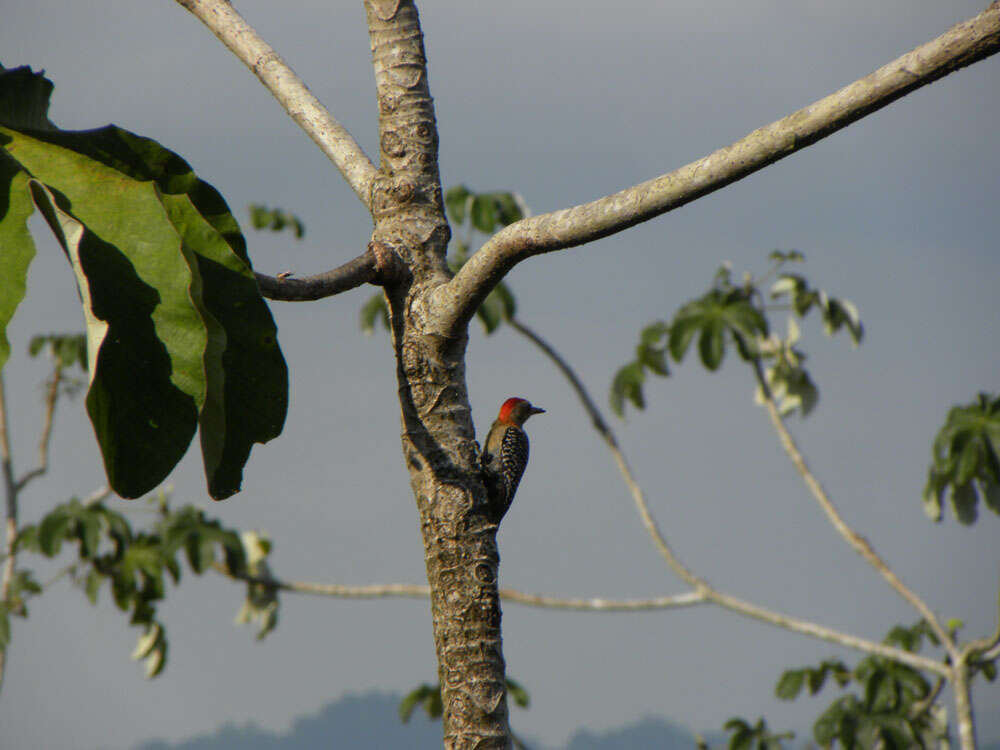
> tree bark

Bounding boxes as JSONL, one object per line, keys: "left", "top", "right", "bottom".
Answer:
{"left": 364, "top": 1, "right": 510, "bottom": 746}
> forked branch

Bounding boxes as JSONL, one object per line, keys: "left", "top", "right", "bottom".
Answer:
{"left": 435, "top": 2, "right": 1000, "bottom": 334}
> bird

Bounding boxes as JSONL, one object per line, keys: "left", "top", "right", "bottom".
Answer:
{"left": 480, "top": 397, "right": 545, "bottom": 523}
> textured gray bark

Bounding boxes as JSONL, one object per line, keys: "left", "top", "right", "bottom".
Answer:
{"left": 365, "top": 1, "right": 510, "bottom": 746}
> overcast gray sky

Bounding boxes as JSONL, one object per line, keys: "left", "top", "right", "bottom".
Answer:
{"left": 1, "top": 1, "right": 998, "bottom": 748}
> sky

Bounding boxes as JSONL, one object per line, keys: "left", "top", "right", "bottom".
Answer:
{"left": 1, "top": 1, "right": 999, "bottom": 748}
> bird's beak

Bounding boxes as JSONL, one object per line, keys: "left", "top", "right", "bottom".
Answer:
{"left": 530, "top": 406, "right": 546, "bottom": 415}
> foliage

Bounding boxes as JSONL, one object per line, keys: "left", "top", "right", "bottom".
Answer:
{"left": 773, "top": 621, "right": 960, "bottom": 749}
{"left": 361, "top": 184, "right": 524, "bottom": 336}
{"left": 922, "top": 393, "right": 1000, "bottom": 524}
{"left": 4, "top": 490, "right": 278, "bottom": 677}
{"left": 399, "top": 677, "right": 529, "bottom": 723}
{"left": 722, "top": 716, "right": 792, "bottom": 750}
{"left": 610, "top": 251, "right": 862, "bottom": 418}
{"left": 248, "top": 204, "right": 306, "bottom": 239}
{"left": 0, "top": 64, "right": 287, "bottom": 500}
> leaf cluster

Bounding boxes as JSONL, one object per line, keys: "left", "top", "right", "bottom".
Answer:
{"left": 6, "top": 491, "right": 274, "bottom": 676}
{"left": 360, "top": 184, "right": 524, "bottom": 336}
{"left": 610, "top": 252, "right": 862, "bottom": 418}
{"left": 722, "top": 716, "right": 792, "bottom": 750}
{"left": 922, "top": 393, "right": 1000, "bottom": 524}
{"left": 0, "top": 65, "right": 288, "bottom": 500}
{"left": 773, "top": 621, "right": 965, "bottom": 749}
{"left": 28, "top": 332, "right": 87, "bottom": 371}
{"left": 248, "top": 204, "right": 305, "bottom": 239}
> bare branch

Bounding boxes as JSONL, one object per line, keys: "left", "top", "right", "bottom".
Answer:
{"left": 255, "top": 240, "right": 407, "bottom": 301}
{"left": 507, "top": 318, "right": 950, "bottom": 678}
{"left": 213, "top": 562, "right": 704, "bottom": 611}
{"left": 174, "top": 0, "right": 377, "bottom": 205}
{"left": 214, "top": 564, "right": 947, "bottom": 674}
{"left": 751, "top": 359, "right": 955, "bottom": 655}
{"left": 434, "top": 3, "right": 1000, "bottom": 334}
{"left": 14, "top": 363, "right": 61, "bottom": 492}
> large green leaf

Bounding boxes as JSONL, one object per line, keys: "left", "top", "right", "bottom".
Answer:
{"left": 0, "top": 66, "right": 286, "bottom": 498}
{"left": 0, "top": 153, "right": 35, "bottom": 370}
{"left": 28, "top": 180, "right": 202, "bottom": 498}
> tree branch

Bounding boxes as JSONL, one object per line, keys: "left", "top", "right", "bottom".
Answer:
{"left": 215, "top": 564, "right": 705, "bottom": 612}
{"left": 433, "top": 2, "right": 1000, "bottom": 334}
{"left": 255, "top": 242, "right": 405, "bottom": 301}
{"left": 506, "top": 318, "right": 950, "bottom": 678}
{"left": 174, "top": 0, "right": 377, "bottom": 206}
{"left": 14, "top": 362, "right": 61, "bottom": 491}
{"left": 750, "top": 358, "right": 955, "bottom": 655}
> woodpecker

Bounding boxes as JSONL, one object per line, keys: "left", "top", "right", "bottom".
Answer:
{"left": 480, "top": 397, "right": 545, "bottom": 523}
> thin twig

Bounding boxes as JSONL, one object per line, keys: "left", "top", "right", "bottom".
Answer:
{"left": 508, "top": 318, "right": 701, "bottom": 587}
{"left": 255, "top": 252, "right": 378, "bottom": 301}
{"left": 15, "top": 363, "right": 62, "bottom": 492}
{"left": 506, "top": 318, "right": 950, "bottom": 678}
{"left": 174, "top": 0, "right": 376, "bottom": 205}
{"left": 213, "top": 563, "right": 704, "bottom": 611}
{"left": 750, "top": 358, "right": 955, "bottom": 656}
{"left": 255, "top": 242, "right": 404, "bottom": 302}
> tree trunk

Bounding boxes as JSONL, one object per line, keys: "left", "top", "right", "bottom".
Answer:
{"left": 365, "top": 1, "right": 511, "bottom": 746}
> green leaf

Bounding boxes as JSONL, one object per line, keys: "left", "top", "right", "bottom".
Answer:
{"left": 85, "top": 570, "right": 102, "bottom": 604}
{"left": 956, "top": 435, "right": 983, "bottom": 487}
{"left": 424, "top": 686, "right": 443, "bottom": 719}
{"left": 491, "top": 280, "right": 517, "bottom": 321}
{"left": 399, "top": 685, "right": 429, "bottom": 723}
{"left": 638, "top": 344, "right": 669, "bottom": 377}
{"left": 2, "top": 68, "right": 287, "bottom": 499}
{"left": 38, "top": 508, "right": 71, "bottom": 556}
{"left": 698, "top": 319, "right": 725, "bottom": 370}
{"left": 775, "top": 669, "right": 804, "bottom": 700}
{"left": 667, "top": 313, "right": 701, "bottom": 362}
{"left": 610, "top": 361, "right": 645, "bottom": 418}
{"left": 470, "top": 193, "right": 497, "bottom": 233}
{"left": 981, "top": 661, "right": 997, "bottom": 682}
{"left": 80, "top": 513, "right": 102, "bottom": 558}
{"left": 0, "top": 65, "right": 56, "bottom": 131}
{"left": 491, "top": 192, "right": 524, "bottom": 226}
{"left": 951, "top": 482, "right": 978, "bottom": 525}
{"left": 984, "top": 482, "right": 1000, "bottom": 516}
{"left": 640, "top": 321, "right": 669, "bottom": 348}
{"left": 247, "top": 204, "right": 305, "bottom": 238}
{"left": 14, "top": 524, "right": 39, "bottom": 553}
{"left": 360, "top": 293, "right": 390, "bottom": 335}
{"left": 505, "top": 677, "right": 530, "bottom": 708}
{"left": 0, "top": 153, "right": 36, "bottom": 372}
{"left": 476, "top": 292, "right": 502, "bottom": 334}
{"left": 24, "top": 177, "right": 204, "bottom": 499}
{"left": 444, "top": 185, "right": 471, "bottom": 225}
{"left": 922, "top": 472, "right": 943, "bottom": 522}
{"left": 0, "top": 605, "right": 10, "bottom": 650}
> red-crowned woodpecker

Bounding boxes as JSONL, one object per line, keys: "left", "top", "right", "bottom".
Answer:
{"left": 480, "top": 397, "right": 545, "bottom": 523}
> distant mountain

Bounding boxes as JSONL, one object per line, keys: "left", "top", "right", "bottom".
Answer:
{"left": 132, "top": 693, "right": 713, "bottom": 749}
{"left": 135, "top": 692, "right": 442, "bottom": 750}
{"left": 565, "top": 716, "right": 716, "bottom": 749}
